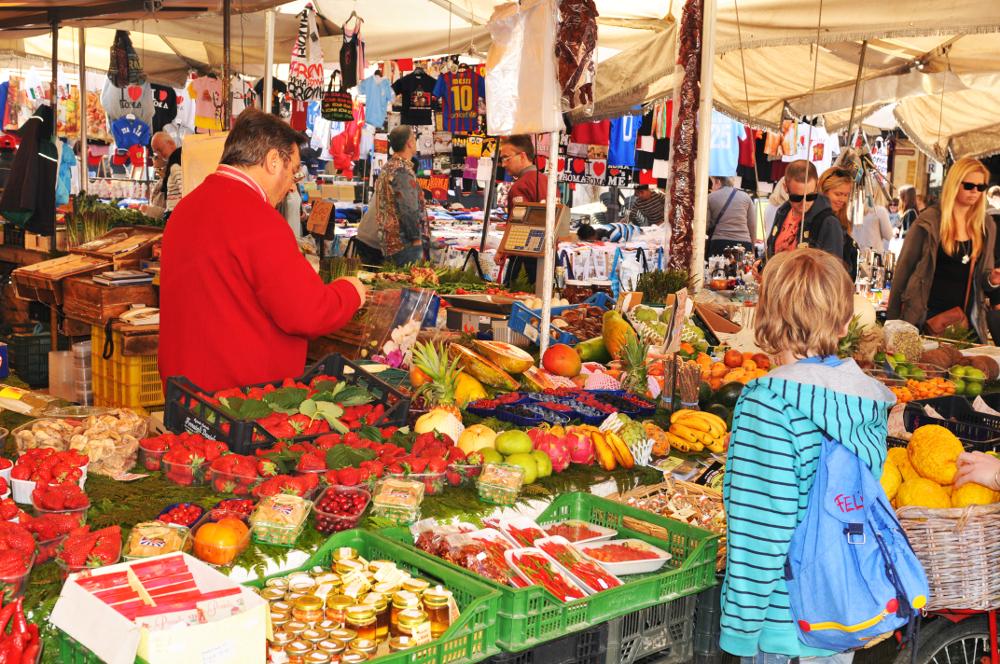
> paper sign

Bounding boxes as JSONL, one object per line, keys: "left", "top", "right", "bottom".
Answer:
{"left": 307, "top": 200, "right": 334, "bottom": 235}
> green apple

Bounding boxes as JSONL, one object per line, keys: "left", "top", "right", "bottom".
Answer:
{"left": 966, "top": 367, "right": 986, "bottom": 380}
{"left": 531, "top": 450, "right": 553, "bottom": 478}
{"left": 952, "top": 365, "right": 968, "bottom": 378}
{"left": 966, "top": 381, "right": 984, "bottom": 397}
{"left": 495, "top": 430, "right": 533, "bottom": 456}
{"left": 952, "top": 378, "right": 966, "bottom": 395}
{"left": 505, "top": 453, "right": 538, "bottom": 484}
{"left": 479, "top": 448, "right": 504, "bottom": 465}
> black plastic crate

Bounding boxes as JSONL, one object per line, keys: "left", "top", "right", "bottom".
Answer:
{"left": 164, "top": 353, "right": 410, "bottom": 455}
{"left": 3, "top": 226, "right": 24, "bottom": 248}
{"left": 909, "top": 395, "right": 1000, "bottom": 432}
{"left": 693, "top": 578, "right": 723, "bottom": 660}
{"left": 485, "top": 621, "right": 608, "bottom": 664}
{"left": 5, "top": 330, "right": 69, "bottom": 388}
{"left": 902, "top": 403, "right": 1000, "bottom": 452}
{"left": 606, "top": 593, "right": 697, "bottom": 664}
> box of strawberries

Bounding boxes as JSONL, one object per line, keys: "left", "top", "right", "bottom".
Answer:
{"left": 50, "top": 552, "right": 267, "bottom": 664}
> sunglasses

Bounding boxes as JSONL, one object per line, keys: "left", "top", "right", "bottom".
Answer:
{"left": 788, "top": 193, "right": 819, "bottom": 203}
{"left": 962, "top": 182, "right": 987, "bottom": 192}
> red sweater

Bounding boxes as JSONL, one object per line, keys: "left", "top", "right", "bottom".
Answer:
{"left": 158, "top": 171, "right": 362, "bottom": 392}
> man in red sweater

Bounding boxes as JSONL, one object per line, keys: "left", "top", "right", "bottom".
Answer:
{"left": 159, "top": 109, "right": 365, "bottom": 392}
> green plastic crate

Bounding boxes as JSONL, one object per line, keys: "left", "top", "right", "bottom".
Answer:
{"left": 379, "top": 492, "right": 719, "bottom": 652}
{"left": 55, "top": 630, "right": 149, "bottom": 664}
{"left": 247, "top": 529, "right": 501, "bottom": 664}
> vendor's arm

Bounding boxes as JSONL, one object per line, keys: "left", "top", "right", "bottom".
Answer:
{"left": 391, "top": 167, "right": 423, "bottom": 246}
{"left": 720, "top": 387, "right": 801, "bottom": 656}
{"left": 247, "top": 215, "right": 364, "bottom": 338}
{"left": 886, "top": 225, "right": 926, "bottom": 320}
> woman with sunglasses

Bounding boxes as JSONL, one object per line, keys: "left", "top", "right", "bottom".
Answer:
{"left": 765, "top": 160, "right": 846, "bottom": 270}
{"left": 887, "top": 157, "right": 1000, "bottom": 341}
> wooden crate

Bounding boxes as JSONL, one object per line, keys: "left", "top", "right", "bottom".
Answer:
{"left": 62, "top": 276, "right": 158, "bottom": 326}
{"left": 69, "top": 226, "right": 162, "bottom": 270}
{"left": 12, "top": 254, "right": 111, "bottom": 305}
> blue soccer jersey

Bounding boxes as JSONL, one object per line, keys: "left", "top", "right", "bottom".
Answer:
{"left": 433, "top": 69, "right": 485, "bottom": 134}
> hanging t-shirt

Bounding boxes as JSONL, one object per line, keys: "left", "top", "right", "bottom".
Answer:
{"left": 190, "top": 76, "right": 224, "bottom": 131}
{"left": 101, "top": 79, "right": 154, "bottom": 126}
{"left": 290, "top": 99, "right": 309, "bottom": 131}
{"left": 0, "top": 83, "right": 9, "bottom": 133}
{"left": 55, "top": 140, "right": 77, "bottom": 207}
{"left": 432, "top": 68, "right": 486, "bottom": 133}
{"left": 392, "top": 70, "right": 437, "bottom": 126}
{"left": 782, "top": 123, "right": 840, "bottom": 173}
{"left": 358, "top": 74, "right": 393, "bottom": 130}
{"left": 339, "top": 20, "right": 366, "bottom": 90}
{"left": 150, "top": 84, "right": 177, "bottom": 132}
{"left": 111, "top": 116, "right": 151, "bottom": 149}
{"left": 708, "top": 109, "right": 745, "bottom": 177}
{"left": 230, "top": 77, "right": 255, "bottom": 122}
{"left": 570, "top": 120, "right": 610, "bottom": 146}
{"left": 608, "top": 116, "right": 640, "bottom": 168}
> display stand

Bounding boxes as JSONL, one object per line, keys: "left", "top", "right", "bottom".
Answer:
{"left": 499, "top": 202, "right": 569, "bottom": 297}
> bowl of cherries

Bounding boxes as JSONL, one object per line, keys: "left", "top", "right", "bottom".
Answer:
{"left": 313, "top": 485, "right": 371, "bottom": 534}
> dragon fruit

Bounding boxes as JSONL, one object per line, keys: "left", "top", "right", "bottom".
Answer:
{"left": 567, "top": 429, "right": 596, "bottom": 465}
{"left": 534, "top": 434, "right": 571, "bottom": 473}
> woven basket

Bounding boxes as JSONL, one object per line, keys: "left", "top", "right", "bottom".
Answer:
{"left": 896, "top": 503, "right": 1000, "bottom": 610}
{"left": 609, "top": 481, "right": 727, "bottom": 571}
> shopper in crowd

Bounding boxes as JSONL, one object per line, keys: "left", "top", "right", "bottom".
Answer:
{"left": 498, "top": 134, "right": 548, "bottom": 286}
{"left": 855, "top": 203, "right": 894, "bottom": 255}
{"left": 815, "top": 167, "right": 860, "bottom": 278}
{"left": 899, "top": 185, "right": 919, "bottom": 233}
{"left": 576, "top": 223, "right": 597, "bottom": 242}
{"left": 888, "top": 198, "right": 901, "bottom": 228}
{"left": 722, "top": 247, "right": 893, "bottom": 663}
{"left": 765, "top": 160, "right": 845, "bottom": 267}
{"left": 988, "top": 185, "right": 1000, "bottom": 214}
{"left": 887, "top": 157, "right": 1000, "bottom": 342}
{"left": 763, "top": 177, "right": 788, "bottom": 239}
{"left": 159, "top": 109, "right": 365, "bottom": 392}
{"left": 706, "top": 176, "right": 755, "bottom": 256}
{"left": 355, "top": 126, "right": 428, "bottom": 267}
{"left": 623, "top": 185, "right": 665, "bottom": 226}
{"left": 142, "top": 131, "right": 182, "bottom": 220}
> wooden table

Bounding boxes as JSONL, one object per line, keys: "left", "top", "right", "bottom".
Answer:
{"left": 0, "top": 245, "right": 50, "bottom": 266}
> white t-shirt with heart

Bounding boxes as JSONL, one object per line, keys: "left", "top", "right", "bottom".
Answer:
{"left": 100, "top": 78, "right": 154, "bottom": 126}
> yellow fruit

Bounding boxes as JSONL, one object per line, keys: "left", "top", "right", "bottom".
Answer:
{"left": 887, "top": 448, "right": 919, "bottom": 482}
{"left": 896, "top": 477, "right": 951, "bottom": 509}
{"left": 908, "top": 425, "right": 963, "bottom": 485}
{"left": 602, "top": 310, "right": 637, "bottom": 360}
{"left": 880, "top": 460, "right": 902, "bottom": 501}
{"left": 455, "top": 372, "right": 487, "bottom": 406}
{"left": 951, "top": 482, "right": 999, "bottom": 508}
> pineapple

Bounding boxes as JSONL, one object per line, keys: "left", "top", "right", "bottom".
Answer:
{"left": 411, "top": 341, "right": 463, "bottom": 419}
{"left": 619, "top": 335, "right": 650, "bottom": 396}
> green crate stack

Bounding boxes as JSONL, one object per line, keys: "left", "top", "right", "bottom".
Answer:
{"left": 248, "top": 529, "right": 502, "bottom": 664}
{"left": 380, "top": 492, "right": 719, "bottom": 652}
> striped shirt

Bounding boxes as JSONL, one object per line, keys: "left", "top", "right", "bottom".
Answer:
{"left": 607, "top": 222, "right": 641, "bottom": 243}
{"left": 626, "top": 191, "right": 665, "bottom": 226}
{"left": 721, "top": 361, "right": 892, "bottom": 658}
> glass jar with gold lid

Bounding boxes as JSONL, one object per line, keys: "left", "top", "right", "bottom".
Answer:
{"left": 326, "top": 594, "right": 354, "bottom": 627}
{"left": 292, "top": 595, "right": 324, "bottom": 624}
{"left": 422, "top": 586, "right": 453, "bottom": 638}
{"left": 361, "top": 593, "right": 389, "bottom": 641}
{"left": 390, "top": 591, "right": 422, "bottom": 636}
{"left": 395, "top": 608, "right": 429, "bottom": 641}
{"left": 403, "top": 578, "right": 430, "bottom": 595}
{"left": 345, "top": 605, "right": 377, "bottom": 641}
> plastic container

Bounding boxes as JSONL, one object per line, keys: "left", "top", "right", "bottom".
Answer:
{"left": 541, "top": 520, "right": 617, "bottom": 544}
{"left": 124, "top": 522, "right": 191, "bottom": 560}
{"left": 371, "top": 477, "right": 424, "bottom": 526}
{"left": 505, "top": 547, "right": 589, "bottom": 602}
{"left": 576, "top": 538, "right": 672, "bottom": 575}
{"left": 6, "top": 330, "right": 68, "bottom": 388}
{"left": 244, "top": 528, "right": 501, "bottom": 664}
{"left": 483, "top": 621, "right": 608, "bottom": 664}
{"left": 55, "top": 549, "right": 121, "bottom": 580}
{"left": 495, "top": 404, "right": 544, "bottom": 427}
{"left": 313, "top": 485, "right": 370, "bottom": 534}
{"left": 190, "top": 511, "right": 250, "bottom": 566}
{"left": 11, "top": 474, "right": 86, "bottom": 505}
{"left": 48, "top": 350, "right": 75, "bottom": 402}
{"left": 32, "top": 501, "right": 89, "bottom": 526}
{"left": 902, "top": 404, "right": 1000, "bottom": 452}
{"left": 205, "top": 467, "right": 259, "bottom": 496}
{"left": 949, "top": 366, "right": 987, "bottom": 395}
{"left": 155, "top": 502, "right": 205, "bottom": 528}
{"left": 908, "top": 395, "right": 1000, "bottom": 432}
{"left": 249, "top": 494, "right": 312, "bottom": 547}
{"left": 534, "top": 535, "right": 623, "bottom": 594}
{"left": 380, "top": 492, "right": 719, "bottom": 651}
{"left": 606, "top": 593, "right": 698, "bottom": 664}
{"left": 507, "top": 293, "right": 613, "bottom": 347}
{"left": 90, "top": 325, "right": 163, "bottom": 410}
{"left": 0, "top": 457, "right": 11, "bottom": 483}
{"left": 0, "top": 551, "right": 34, "bottom": 602}
{"left": 446, "top": 463, "right": 482, "bottom": 487}
{"left": 387, "top": 471, "right": 445, "bottom": 496}
{"left": 160, "top": 458, "right": 209, "bottom": 487}
{"left": 477, "top": 464, "right": 525, "bottom": 507}
{"left": 692, "top": 578, "right": 723, "bottom": 660}
{"left": 138, "top": 439, "right": 166, "bottom": 472}
{"left": 36, "top": 534, "right": 67, "bottom": 564}
{"left": 522, "top": 404, "right": 571, "bottom": 425}
{"left": 163, "top": 354, "right": 411, "bottom": 455}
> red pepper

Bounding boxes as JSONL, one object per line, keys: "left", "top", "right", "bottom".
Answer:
{"left": 5, "top": 632, "right": 24, "bottom": 664}
{"left": 11, "top": 598, "right": 26, "bottom": 635}
{"left": 0, "top": 601, "right": 17, "bottom": 635}
{"left": 21, "top": 641, "right": 39, "bottom": 664}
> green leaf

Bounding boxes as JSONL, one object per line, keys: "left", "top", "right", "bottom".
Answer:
{"left": 333, "top": 386, "right": 374, "bottom": 406}
{"left": 263, "top": 387, "right": 309, "bottom": 414}
{"left": 389, "top": 429, "right": 415, "bottom": 452}
{"left": 330, "top": 419, "right": 350, "bottom": 434}
{"left": 312, "top": 379, "right": 338, "bottom": 394}
{"left": 315, "top": 402, "right": 345, "bottom": 420}
{"left": 358, "top": 424, "right": 384, "bottom": 442}
{"left": 219, "top": 397, "right": 273, "bottom": 421}
{"left": 299, "top": 399, "right": 318, "bottom": 419}
{"left": 311, "top": 391, "right": 337, "bottom": 403}
{"left": 325, "top": 445, "right": 376, "bottom": 470}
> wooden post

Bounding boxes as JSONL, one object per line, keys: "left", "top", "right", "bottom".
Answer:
{"left": 264, "top": 10, "right": 275, "bottom": 113}
{"left": 690, "top": 0, "right": 717, "bottom": 290}
{"left": 79, "top": 27, "right": 87, "bottom": 195}
{"left": 51, "top": 14, "right": 60, "bottom": 351}
{"left": 223, "top": 0, "right": 232, "bottom": 128}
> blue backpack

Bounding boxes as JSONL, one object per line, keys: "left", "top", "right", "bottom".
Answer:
{"left": 784, "top": 437, "right": 930, "bottom": 652}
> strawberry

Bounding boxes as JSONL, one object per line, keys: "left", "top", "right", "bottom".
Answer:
{"left": 336, "top": 467, "right": 361, "bottom": 486}
{"left": 427, "top": 457, "right": 448, "bottom": 474}
{"left": 408, "top": 458, "right": 429, "bottom": 474}
{"left": 257, "top": 459, "right": 278, "bottom": 477}
{"left": 297, "top": 453, "right": 326, "bottom": 473}
{"left": 446, "top": 471, "right": 462, "bottom": 486}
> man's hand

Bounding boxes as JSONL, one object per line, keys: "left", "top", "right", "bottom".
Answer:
{"left": 335, "top": 276, "right": 366, "bottom": 302}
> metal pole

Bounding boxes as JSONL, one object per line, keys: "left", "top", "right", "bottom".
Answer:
{"left": 479, "top": 156, "right": 501, "bottom": 252}
{"left": 223, "top": 0, "right": 232, "bottom": 128}
{"left": 79, "top": 27, "right": 87, "bottom": 195}
{"left": 845, "top": 41, "right": 869, "bottom": 140}
{"left": 690, "top": 0, "right": 717, "bottom": 290}
{"left": 50, "top": 14, "right": 59, "bottom": 349}
{"left": 538, "top": 129, "right": 561, "bottom": 357}
{"left": 263, "top": 9, "right": 275, "bottom": 113}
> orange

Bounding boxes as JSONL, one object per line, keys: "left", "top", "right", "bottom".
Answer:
{"left": 741, "top": 359, "right": 757, "bottom": 372}
{"left": 680, "top": 342, "right": 695, "bottom": 355}
{"left": 709, "top": 378, "right": 723, "bottom": 391}
{"left": 710, "top": 363, "right": 728, "bottom": 378}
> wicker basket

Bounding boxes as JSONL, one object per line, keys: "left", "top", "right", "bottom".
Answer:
{"left": 609, "top": 481, "right": 727, "bottom": 571}
{"left": 896, "top": 503, "right": 1000, "bottom": 610}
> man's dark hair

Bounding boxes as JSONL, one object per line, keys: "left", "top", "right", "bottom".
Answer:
{"left": 220, "top": 108, "right": 306, "bottom": 167}
{"left": 635, "top": 184, "right": 650, "bottom": 192}
{"left": 502, "top": 135, "right": 537, "bottom": 161}
{"left": 576, "top": 223, "right": 596, "bottom": 241}
{"left": 389, "top": 125, "right": 412, "bottom": 153}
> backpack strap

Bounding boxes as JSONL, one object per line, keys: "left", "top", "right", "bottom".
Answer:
{"left": 709, "top": 187, "right": 738, "bottom": 238}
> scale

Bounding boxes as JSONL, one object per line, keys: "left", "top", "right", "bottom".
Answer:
{"left": 498, "top": 202, "right": 570, "bottom": 296}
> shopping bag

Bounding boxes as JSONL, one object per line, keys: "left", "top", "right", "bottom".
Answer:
{"left": 321, "top": 72, "right": 354, "bottom": 122}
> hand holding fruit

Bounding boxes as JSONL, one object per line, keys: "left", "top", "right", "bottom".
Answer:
{"left": 954, "top": 451, "right": 1000, "bottom": 490}
{"left": 335, "top": 276, "right": 366, "bottom": 301}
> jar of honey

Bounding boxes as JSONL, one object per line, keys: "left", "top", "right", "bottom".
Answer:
{"left": 361, "top": 593, "right": 389, "bottom": 642}
{"left": 345, "top": 605, "right": 377, "bottom": 641}
{"left": 422, "top": 586, "right": 453, "bottom": 639}
{"left": 325, "top": 595, "right": 354, "bottom": 627}
{"left": 390, "top": 591, "right": 421, "bottom": 636}
{"left": 292, "top": 595, "right": 324, "bottom": 624}
{"left": 395, "top": 609, "right": 430, "bottom": 643}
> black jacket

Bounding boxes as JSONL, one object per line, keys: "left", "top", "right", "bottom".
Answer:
{"left": 0, "top": 104, "right": 57, "bottom": 235}
{"left": 766, "top": 194, "right": 855, "bottom": 277}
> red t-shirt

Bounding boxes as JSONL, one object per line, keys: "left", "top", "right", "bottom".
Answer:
{"left": 507, "top": 167, "right": 548, "bottom": 218}
{"left": 159, "top": 170, "right": 362, "bottom": 392}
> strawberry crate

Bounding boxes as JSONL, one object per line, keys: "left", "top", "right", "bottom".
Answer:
{"left": 380, "top": 491, "right": 718, "bottom": 651}
{"left": 163, "top": 353, "right": 410, "bottom": 455}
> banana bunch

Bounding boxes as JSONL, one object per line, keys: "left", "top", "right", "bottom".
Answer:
{"left": 668, "top": 409, "right": 729, "bottom": 454}
{"left": 573, "top": 424, "right": 635, "bottom": 471}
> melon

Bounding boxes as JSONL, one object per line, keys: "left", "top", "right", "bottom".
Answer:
{"left": 471, "top": 340, "right": 535, "bottom": 374}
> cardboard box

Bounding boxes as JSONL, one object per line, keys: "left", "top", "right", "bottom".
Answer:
{"left": 50, "top": 552, "right": 267, "bottom": 664}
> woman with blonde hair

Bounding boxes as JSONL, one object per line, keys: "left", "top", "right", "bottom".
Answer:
{"left": 887, "top": 157, "right": 1000, "bottom": 341}
{"left": 817, "top": 167, "right": 860, "bottom": 278}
